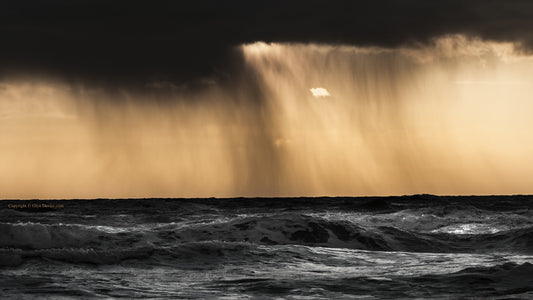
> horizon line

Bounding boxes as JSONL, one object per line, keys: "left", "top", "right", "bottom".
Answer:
{"left": 2, "top": 194, "right": 532, "bottom": 201}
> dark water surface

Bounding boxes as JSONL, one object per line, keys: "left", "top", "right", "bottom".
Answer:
{"left": 2, "top": 195, "right": 533, "bottom": 299}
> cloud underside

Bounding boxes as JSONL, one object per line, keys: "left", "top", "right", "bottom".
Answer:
{"left": 1, "top": 0, "right": 533, "bottom": 85}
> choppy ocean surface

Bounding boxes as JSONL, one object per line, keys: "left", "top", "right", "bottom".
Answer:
{"left": 2, "top": 195, "right": 533, "bottom": 299}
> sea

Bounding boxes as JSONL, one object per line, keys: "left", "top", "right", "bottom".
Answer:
{"left": 2, "top": 195, "right": 533, "bottom": 299}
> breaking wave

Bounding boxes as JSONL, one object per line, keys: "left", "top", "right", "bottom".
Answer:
{"left": 2, "top": 207, "right": 533, "bottom": 267}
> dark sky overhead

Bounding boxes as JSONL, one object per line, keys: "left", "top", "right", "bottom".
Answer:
{"left": 2, "top": 0, "right": 533, "bottom": 86}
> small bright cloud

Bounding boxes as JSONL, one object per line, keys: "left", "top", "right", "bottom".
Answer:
{"left": 310, "top": 87, "right": 330, "bottom": 97}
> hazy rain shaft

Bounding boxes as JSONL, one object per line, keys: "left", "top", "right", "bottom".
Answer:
{"left": 2, "top": 35, "right": 533, "bottom": 199}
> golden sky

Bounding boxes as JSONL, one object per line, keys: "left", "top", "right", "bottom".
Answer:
{"left": 2, "top": 35, "right": 533, "bottom": 198}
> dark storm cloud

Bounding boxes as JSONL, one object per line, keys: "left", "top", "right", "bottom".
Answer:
{"left": 1, "top": 0, "right": 533, "bottom": 87}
